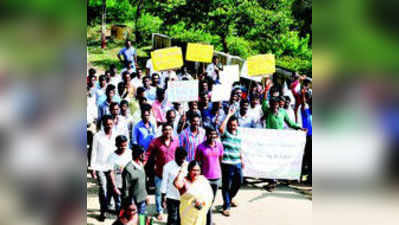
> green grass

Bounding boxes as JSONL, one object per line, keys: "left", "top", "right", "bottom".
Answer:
{"left": 87, "top": 25, "right": 151, "bottom": 71}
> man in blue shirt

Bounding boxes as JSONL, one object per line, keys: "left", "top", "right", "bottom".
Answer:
{"left": 132, "top": 104, "right": 156, "bottom": 151}
{"left": 117, "top": 40, "right": 137, "bottom": 71}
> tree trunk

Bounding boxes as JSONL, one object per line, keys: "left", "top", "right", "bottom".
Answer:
{"left": 134, "top": 0, "right": 144, "bottom": 43}
{"left": 221, "top": 35, "right": 228, "bottom": 53}
{"left": 101, "top": 0, "right": 107, "bottom": 49}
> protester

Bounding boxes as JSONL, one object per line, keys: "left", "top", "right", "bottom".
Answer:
{"left": 152, "top": 88, "right": 172, "bottom": 126}
{"left": 107, "top": 135, "right": 133, "bottom": 214}
{"left": 195, "top": 126, "right": 224, "bottom": 225}
{"left": 173, "top": 160, "right": 213, "bottom": 225}
{"left": 142, "top": 76, "right": 156, "bottom": 104}
{"left": 112, "top": 202, "right": 139, "bottom": 225}
{"left": 206, "top": 56, "right": 222, "bottom": 84}
{"left": 122, "top": 145, "right": 148, "bottom": 217}
{"left": 146, "top": 124, "right": 180, "bottom": 221}
{"left": 161, "top": 147, "right": 188, "bottom": 225}
{"left": 132, "top": 104, "right": 156, "bottom": 151}
{"left": 91, "top": 115, "right": 117, "bottom": 221}
{"left": 300, "top": 87, "right": 312, "bottom": 184}
{"left": 179, "top": 113, "right": 206, "bottom": 162}
{"left": 219, "top": 107, "right": 243, "bottom": 217}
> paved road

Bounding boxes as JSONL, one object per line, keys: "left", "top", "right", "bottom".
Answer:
{"left": 87, "top": 176, "right": 312, "bottom": 225}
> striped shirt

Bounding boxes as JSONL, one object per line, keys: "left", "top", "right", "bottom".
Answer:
{"left": 221, "top": 129, "right": 242, "bottom": 165}
{"left": 179, "top": 127, "right": 206, "bottom": 161}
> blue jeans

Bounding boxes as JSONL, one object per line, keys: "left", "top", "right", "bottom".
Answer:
{"left": 221, "top": 163, "right": 243, "bottom": 210}
{"left": 154, "top": 176, "right": 163, "bottom": 214}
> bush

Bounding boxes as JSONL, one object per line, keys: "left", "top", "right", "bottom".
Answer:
{"left": 277, "top": 55, "right": 312, "bottom": 76}
{"left": 167, "top": 22, "right": 222, "bottom": 49}
{"left": 226, "top": 36, "right": 256, "bottom": 59}
{"left": 136, "top": 13, "right": 163, "bottom": 45}
{"left": 271, "top": 31, "right": 311, "bottom": 60}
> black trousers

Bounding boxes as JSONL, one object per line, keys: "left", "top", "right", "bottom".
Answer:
{"left": 166, "top": 198, "right": 180, "bottom": 225}
{"left": 301, "top": 135, "right": 312, "bottom": 183}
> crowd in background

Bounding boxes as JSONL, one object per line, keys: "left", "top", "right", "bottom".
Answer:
{"left": 87, "top": 40, "right": 312, "bottom": 225}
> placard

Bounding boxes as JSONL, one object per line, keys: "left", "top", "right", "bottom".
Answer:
{"left": 219, "top": 64, "right": 240, "bottom": 85}
{"left": 186, "top": 43, "right": 214, "bottom": 63}
{"left": 167, "top": 80, "right": 199, "bottom": 102}
{"left": 247, "top": 54, "right": 276, "bottom": 76}
{"left": 151, "top": 47, "right": 183, "bottom": 71}
{"left": 211, "top": 84, "right": 232, "bottom": 102}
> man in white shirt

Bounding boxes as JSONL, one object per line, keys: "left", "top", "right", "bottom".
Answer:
{"left": 90, "top": 115, "right": 117, "bottom": 221}
{"left": 106, "top": 135, "right": 132, "bottom": 214}
{"left": 146, "top": 58, "right": 157, "bottom": 76}
{"left": 237, "top": 99, "right": 259, "bottom": 128}
{"left": 206, "top": 56, "right": 222, "bottom": 83}
{"left": 143, "top": 76, "right": 156, "bottom": 104}
{"left": 247, "top": 93, "right": 264, "bottom": 128}
{"left": 161, "top": 147, "right": 187, "bottom": 225}
{"left": 109, "top": 102, "right": 129, "bottom": 139}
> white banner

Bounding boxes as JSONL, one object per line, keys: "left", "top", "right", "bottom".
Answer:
{"left": 211, "top": 84, "right": 232, "bottom": 102}
{"left": 240, "top": 127, "right": 307, "bottom": 180}
{"left": 167, "top": 80, "right": 199, "bottom": 102}
{"left": 220, "top": 64, "right": 240, "bottom": 85}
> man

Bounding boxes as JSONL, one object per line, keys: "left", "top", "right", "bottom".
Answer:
{"left": 262, "top": 97, "right": 307, "bottom": 131}
{"left": 219, "top": 107, "right": 243, "bottom": 217}
{"left": 145, "top": 57, "right": 157, "bottom": 77}
{"left": 206, "top": 56, "right": 222, "bottom": 84}
{"left": 161, "top": 147, "right": 188, "bottom": 225}
{"left": 196, "top": 126, "right": 224, "bottom": 225}
{"left": 237, "top": 99, "right": 259, "bottom": 128}
{"left": 96, "top": 75, "right": 108, "bottom": 106}
{"left": 87, "top": 73, "right": 97, "bottom": 97}
{"left": 151, "top": 73, "right": 161, "bottom": 88}
{"left": 117, "top": 40, "right": 137, "bottom": 71}
{"left": 156, "top": 109, "right": 179, "bottom": 138}
{"left": 109, "top": 102, "right": 129, "bottom": 140}
{"left": 179, "top": 113, "right": 206, "bottom": 162}
{"left": 107, "top": 135, "right": 132, "bottom": 214}
{"left": 261, "top": 97, "right": 307, "bottom": 190}
{"left": 152, "top": 88, "right": 172, "bottom": 127}
{"left": 132, "top": 104, "right": 156, "bottom": 151}
{"left": 120, "top": 100, "right": 135, "bottom": 141}
{"left": 142, "top": 76, "right": 156, "bottom": 104}
{"left": 146, "top": 124, "right": 180, "bottom": 221}
{"left": 300, "top": 88, "right": 312, "bottom": 185}
{"left": 247, "top": 93, "right": 264, "bottom": 128}
{"left": 91, "top": 115, "right": 117, "bottom": 221}
{"left": 122, "top": 145, "right": 148, "bottom": 217}
{"left": 203, "top": 101, "right": 226, "bottom": 132}
{"left": 97, "top": 84, "right": 116, "bottom": 129}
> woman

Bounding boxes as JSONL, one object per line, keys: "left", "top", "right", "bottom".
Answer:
{"left": 112, "top": 202, "right": 139, "bottom": 225}
{"left": 174, "top": 161, "right": 213, "bottom": 225}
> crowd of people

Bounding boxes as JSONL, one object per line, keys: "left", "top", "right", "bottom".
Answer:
{"left": 87, "top": 40, "right": 312, "bottom": 225}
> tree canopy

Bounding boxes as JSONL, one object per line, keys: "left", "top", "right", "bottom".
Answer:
{"left": 88, "top": 0, "right": 312, "bottom": 75}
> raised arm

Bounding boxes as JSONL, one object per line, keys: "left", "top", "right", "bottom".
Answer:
{"left": 219, "top": 106, "right": 236, "bottom": 135}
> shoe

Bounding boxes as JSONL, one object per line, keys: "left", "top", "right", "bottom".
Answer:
{"left": 221, "top": 209, "right": 230, "bottom": 217}
{"left": 231, "top": 200, "right": 238, "bottom": 207}
{"left": 98, "top": 213, "right": 106, "bottom": 222}
{"left": 156, "top": 213, "right": 164, "bottom": 221}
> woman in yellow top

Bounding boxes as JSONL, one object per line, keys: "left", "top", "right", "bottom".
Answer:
{"left": 174, "top": 161, "right": 213, "bottom": 225}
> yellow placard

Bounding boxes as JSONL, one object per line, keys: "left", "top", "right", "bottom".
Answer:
{"left": 151, "top": 47, "right": 184, "bottom": 71}
{"left": 186, "top": 43, "right": 214, "bottom": 63}
{"left": 247, "top": 54, "right": 276, "bottom": 76}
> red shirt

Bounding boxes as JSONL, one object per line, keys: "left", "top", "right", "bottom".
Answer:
{"left": 146, "top": 136, "right": 179, "bottom": 178}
